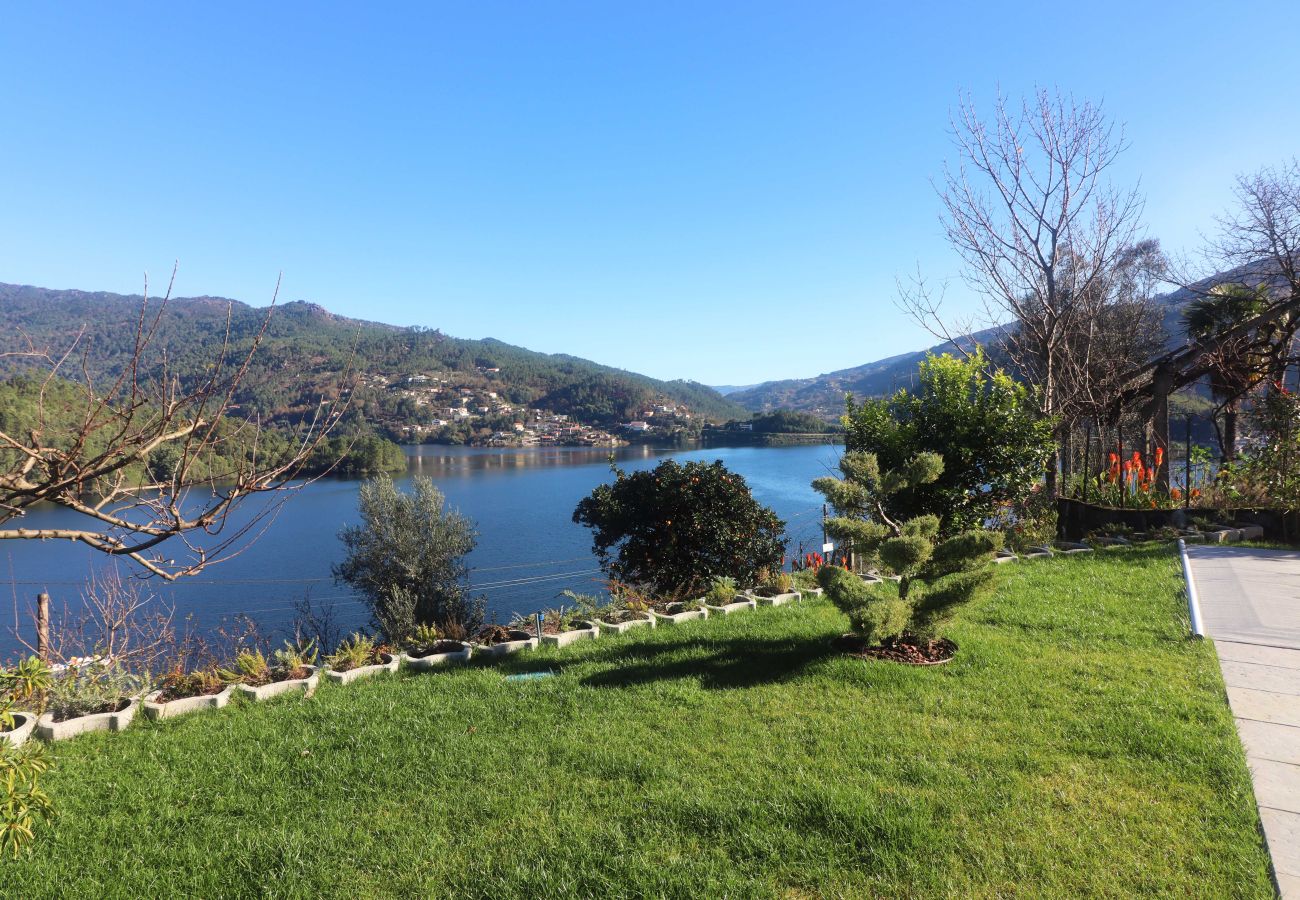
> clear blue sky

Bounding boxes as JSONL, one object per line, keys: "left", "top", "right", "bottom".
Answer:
{"left": 3, "top": 2, "right": 1297, "bottom": 385}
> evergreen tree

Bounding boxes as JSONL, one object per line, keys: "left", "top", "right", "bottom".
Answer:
{"left": 813, "top": 451, "right": 1001, "bottom": 646}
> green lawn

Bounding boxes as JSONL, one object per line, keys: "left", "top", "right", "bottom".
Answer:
{"left": 3, "top": 547, "right": 1274, "bottom": 898}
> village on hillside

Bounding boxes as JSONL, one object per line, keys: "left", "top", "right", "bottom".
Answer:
{"left": 361, "top": 370, "right": 702, "bottom": 447}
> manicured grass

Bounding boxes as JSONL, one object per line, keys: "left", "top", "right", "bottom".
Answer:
{"left": 2, "top": 547, "right": 1273, "bottom": 898}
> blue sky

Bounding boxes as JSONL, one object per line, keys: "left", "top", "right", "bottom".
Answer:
{"left": 3, "top": 2, "right": 1298, "bottom": 385}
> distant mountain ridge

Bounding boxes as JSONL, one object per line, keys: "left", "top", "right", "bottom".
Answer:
{"left": 727, "top": 270, "right": 1278, "bottom": 416}
{"left": 0, "top": 282, "right": 749, "bottom": 426}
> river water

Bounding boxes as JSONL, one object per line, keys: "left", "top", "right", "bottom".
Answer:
{"left": 0, "top": 444, "right": 843, "bottom": 659}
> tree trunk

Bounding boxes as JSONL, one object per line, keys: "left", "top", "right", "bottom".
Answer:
{"left": 1223, "top": 405, "right": 1239, "bottom": 463}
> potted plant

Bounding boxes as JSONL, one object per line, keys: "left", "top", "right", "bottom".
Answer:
{"left": 748, "top": 571, "right": 801, "bottom": 606}
{"left": 224, "top": 641, "right": 320, "bottom": 702}
{"left": 324, "top": 633, "right": 400, "bottom": 685}
{"left": 516, "top": 603, "right": 600, "bottom": 648}
{"left": 1, "top": 656, "right": 50, "bottom": 748}
{"left": 792, "top": 568, "right": 823, "bottom": 597}
{"left": 36, "top": 660, "right": 147, "bottom": 741}
{"left": 473, "top": 624, "right": 538, "bottom": 658}
{"left": 401, "top": 624, "right": 473, "bottom": 671}
{"left": 143, "top": 665, "right": 235, "bottom": 720}
{"left": 701, "top": 576, "right": 755, "bottom": 616}
{"left": 587, "top": 591, "right": 655, "bottom": 635}
{"left": 650, "top": 594, "right": 708, "bottom": 625}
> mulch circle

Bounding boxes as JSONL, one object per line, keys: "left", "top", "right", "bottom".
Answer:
{"left": 831, "top": 633, "right": 957, "bottom": 665}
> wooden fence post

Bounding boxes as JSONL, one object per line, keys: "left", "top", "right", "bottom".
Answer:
{"left": 36, "top": 592, "right": 50, "bottom": 662}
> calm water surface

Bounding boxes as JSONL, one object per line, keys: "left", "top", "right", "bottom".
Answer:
{"left": 0, "top": 444, "right": 843, "bottom": 658}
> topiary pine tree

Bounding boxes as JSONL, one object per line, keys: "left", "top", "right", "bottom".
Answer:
{"left": 812, "top": 450, "right": 1002, "bottom": 647}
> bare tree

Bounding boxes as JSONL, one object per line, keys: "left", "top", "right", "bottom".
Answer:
{"left": 1204, "top": 159, "right": 1300, "bottom": 382}
{"left": 901, "top": 88, "right": 1157, "bottom": 492}
{"left": 0, "top": 270, "right": 350, "bottom": 578}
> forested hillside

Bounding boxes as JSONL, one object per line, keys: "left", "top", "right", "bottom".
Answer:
{"left": 0, "top": 283, "right": 747, "bottom": 433}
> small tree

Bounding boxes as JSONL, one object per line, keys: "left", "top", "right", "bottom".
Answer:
{"left": 334, "top": 475, "right": 483, "bottom": 640}
{"left": 572, "top": 459, "right": 785, "bottom": 599}
{"left": 901, "top": 89, "right": 1157, "bottom": 494}
{"left": 813, "top": 451, "right": 1001, "bottom": 646}
{"left": 844, "top": 351, "right": 1054, "bottom": 533}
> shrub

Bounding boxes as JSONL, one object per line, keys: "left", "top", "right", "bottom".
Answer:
{"left": 704, "top": 576, "right": 739, "bottom": 606}
{"left": 790, "top": 568, "right": 820, "bottom": 591}
{"left": 843, "top": 351, "right": 1054, "bottom": 533}
{"left": 155, "top": 665, "right": 225, "bottom": 702}
{"left": 326, "top": 633, "right": 384, "bottom": 672}
{"left": 222, "top": 641, "right": 316, "bottom": 685}
{"left": 573, "top": 459, "right": 785, "bottom": 598}
{"left": 335, "top": 475, "right": 484, "bottom": 641}
{"left": 43, "top": 660, "right": 148, "bottom": 723}
{"left": 816, "top": 567, "right": 910, "bottom": 645}
{"left": 0, "top": 657, "right": 53, "bottom": 856}
{"left": 754, "top": 571, "right": 794, "bottom": 597}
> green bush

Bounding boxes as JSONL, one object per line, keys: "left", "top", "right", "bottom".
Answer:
{"left": 43, "top": 661, "right": 147, "bottom": 722}
{"left": 816, "top": 567, "right": 910, "bottom": 644}
{"left": 843, "top": 350, "right": 1054, "bottom": 533}
{"left": 0, "top": 657, "right": 52, "bottom": 857}
{"left": 573, "top": 459, "right": 785, "bottom": 598}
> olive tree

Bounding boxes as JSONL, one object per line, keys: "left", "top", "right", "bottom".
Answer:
{"left": 334, "top": 475, "right": 483, "bottom": 640}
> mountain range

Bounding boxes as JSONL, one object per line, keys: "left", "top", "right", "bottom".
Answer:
{"left": 0, "top": 267, "right": 1276, "bottom": 431}
{"left": 723, "top": 269, "right": 1278, "bottom": 415}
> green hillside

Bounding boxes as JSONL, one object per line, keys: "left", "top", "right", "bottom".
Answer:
{"left": 0, "top": 283, "right": 747, "bottom": 433}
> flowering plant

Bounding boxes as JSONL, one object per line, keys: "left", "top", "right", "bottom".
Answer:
{"left": 1092, "top": 447, "right": 1181, "bottom": 509}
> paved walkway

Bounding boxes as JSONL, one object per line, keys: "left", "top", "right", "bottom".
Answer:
{"left": 1186, "top": 545, "right": 1300, "bottom": 897}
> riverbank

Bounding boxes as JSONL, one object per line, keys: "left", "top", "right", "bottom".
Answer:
{"left": 2, "top": 548, "right": 1271, "bottom": 897}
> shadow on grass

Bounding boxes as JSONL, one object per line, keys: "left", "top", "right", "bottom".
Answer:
{"left": 576, "top": 635, "right": 835, "bottom": 690}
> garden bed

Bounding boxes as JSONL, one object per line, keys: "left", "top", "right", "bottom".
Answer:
{"left": 1, "top": 710, "right": 37, "bottom": 747}
{"left": 236, "top": 667, "right": 320, "bottom": 702}
{"left": 324, "top": 653, "right": 400, "bottom": 686}
{"left": 36, "top": 698, "right": 139, "bottom": 741}
{"left": 831, "top": 633, "right": 957, "bottom": 665}
{"left": 143, "top": 685, "right": 236, "bottom": 720}
{"left": 539, "top": 623, "right": 598, "bottom": 647}
{"left": 401, "top": 641, "right": 472, "bottom": 670}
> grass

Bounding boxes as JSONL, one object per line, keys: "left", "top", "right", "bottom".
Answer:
{"left": 2, "top": 547, "right": 1274, "bottom": 898}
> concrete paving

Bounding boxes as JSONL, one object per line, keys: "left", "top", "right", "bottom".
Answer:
{"left": 1185, "top": 545, "right": 1300, "bottom": 897}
